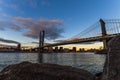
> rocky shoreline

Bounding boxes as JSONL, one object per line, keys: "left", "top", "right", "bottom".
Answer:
{"left": 0, "top": 61, "right": 96, "bottom": 80}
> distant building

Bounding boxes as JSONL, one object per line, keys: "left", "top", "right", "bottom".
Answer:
{"left": 64, "top": 48, "right": 70, "bottom": 53}
{"left": 72, "top": 47, "right": 76, "bottom": 52}
{"left": 79, "top": 48, "right": 85, "bottom": 52}
{"left": 54, "top": 47, "right": 58, "bottom": 52}
{"left": 48, "top": 47, "right": 53, "bottom": 52}
{"left": 59, "top": 47, "right": 63, "bottom": 52}
{"left": 17, "top": 43, "right": 21, "bottom": 51}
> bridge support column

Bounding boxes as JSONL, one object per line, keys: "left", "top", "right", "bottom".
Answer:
{"left": 100, "top": 19, "right": 107, "bottom": 49}
{"left": 103, "top": 39, "right": 108, "bottom": 50}
{"left": 39, "top": 30, "right": 45, "bottom": 53}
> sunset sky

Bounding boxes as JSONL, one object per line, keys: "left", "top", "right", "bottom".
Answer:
{"left": 0, "top": 0, "right": 120, "bottom": 48}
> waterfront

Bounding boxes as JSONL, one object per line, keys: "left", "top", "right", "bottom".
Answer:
{"left": 0, "top": 52, "right": 106, "bottom": 74}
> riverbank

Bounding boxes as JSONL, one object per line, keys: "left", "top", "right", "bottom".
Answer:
{"left": 95, "top": 49, "right": 107, "bottom": 54}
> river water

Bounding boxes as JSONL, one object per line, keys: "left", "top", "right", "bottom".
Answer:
{"left": 0, "top": 52, "right": 106, "bottom": 74}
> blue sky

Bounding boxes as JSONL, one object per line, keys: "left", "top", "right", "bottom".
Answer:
{"left": 0, "top": 0, "right": 120, "bottom": 47}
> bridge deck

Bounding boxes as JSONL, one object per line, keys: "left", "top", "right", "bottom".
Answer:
{"left": 44, "top": 34, "right": 118, "bottom": 47}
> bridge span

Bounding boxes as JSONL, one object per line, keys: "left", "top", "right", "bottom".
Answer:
{"left": 44, "top": 34, "right": 118, "bottom": 47}
{"left": 39, "top": 19, "right": 120, "bottom": 51}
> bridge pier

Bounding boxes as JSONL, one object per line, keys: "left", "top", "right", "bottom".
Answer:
{"left": 103, "top": 39, "right": 108, "bottom": 50}
{"left": 39, "top": 30, "right": 45, "bottom": 53}
{"left": 100, "top": 19, "right": 107, "bottom": 49}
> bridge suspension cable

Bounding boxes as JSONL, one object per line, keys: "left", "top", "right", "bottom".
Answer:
{"left": 69, "top": 19, "right": 120, "bottom": 41}
{"left": 104, "top": 19, "right": 120, "bottom": 34}
{"left": 70, "top": 21, "right": 102, "bottom": 40}
{"left": 45, "top": 19, "right": 120, "bottom": 48}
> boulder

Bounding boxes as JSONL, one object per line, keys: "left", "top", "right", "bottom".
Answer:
{"left": 95, "top": 72, "right": 103, "bottom": 80}
{"left": 102, "top": 35, "right": 120, "bottom": 80}
{"left": 0, "top": 61, "right": 95, "bottom": 80}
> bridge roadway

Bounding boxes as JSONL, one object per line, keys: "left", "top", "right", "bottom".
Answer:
{"left": 44, "top": 34, "right": 119, "bottom": 47}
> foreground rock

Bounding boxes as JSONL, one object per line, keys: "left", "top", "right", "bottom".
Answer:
{"left": 102, "top": 35, "right": 120, "bottom": 80}
{"left": 95, "top": 72, "right": 102, "bottom": 80}
{"left": 0, "top": 62, "right": 95, "bottom": 80}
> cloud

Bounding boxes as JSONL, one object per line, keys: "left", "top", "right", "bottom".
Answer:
{"left": 12, "top": 17, "right": 64, "bottom": 40}
{"left": 0, "top": 15, "right": 64, "bottom": 40}
{"left": 31, "top": 42, "right": 39, "bottom": 44}
{"left": 0, "top": 13, "right": 12, "bottom": 18}
{"left": 0, "top": 20, "right": 21, "bottom": 31}
{"left": 0, "top": 38, "right": 20, "bottom": 44}
{"left": 0, "top": 27, "right": 4, "bottom": 31}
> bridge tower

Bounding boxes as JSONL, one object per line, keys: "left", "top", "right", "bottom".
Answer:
{"left": 99, "top": 19, "right": 107, "bottom": 49}
{"left": 39, "top": 30, "right": 45, "bottom": 53}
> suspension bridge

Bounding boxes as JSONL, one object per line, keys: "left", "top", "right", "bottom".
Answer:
{"left": 39, "top": 19, "right": 120, "bottom": 50}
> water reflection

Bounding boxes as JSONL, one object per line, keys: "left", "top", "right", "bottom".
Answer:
{"left": 73, "top": 53, "right": 77, "bottom": 66}
{"left": 42, "top": 53, "right": 106, "bottom": 74}
{"left": 38, "top": 53, "right": 43, "bottom": 63}
{"left": 0, "top": 52, "right": 106, "bottom": 74}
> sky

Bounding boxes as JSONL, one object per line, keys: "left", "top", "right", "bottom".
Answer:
{"left": 0, "top": 0, "right": 120, "bottom": 48}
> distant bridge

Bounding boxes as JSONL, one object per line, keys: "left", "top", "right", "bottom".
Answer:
{"left": 39, "top": 19, "right": 120, "bottom": 50}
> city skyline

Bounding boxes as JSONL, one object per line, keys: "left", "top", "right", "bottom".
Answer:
{"left": 0, "top": 0, "right": 120, "bottom": 48}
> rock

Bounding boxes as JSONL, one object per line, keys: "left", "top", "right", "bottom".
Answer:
{"left": 95, "top": 72, "right": 102, "bottom": 80}
{"left": 0, "top": 61, "right": 95, "bottom": 80}
{"left": 102, "top": 35, "right": 120, "bottom": 80}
